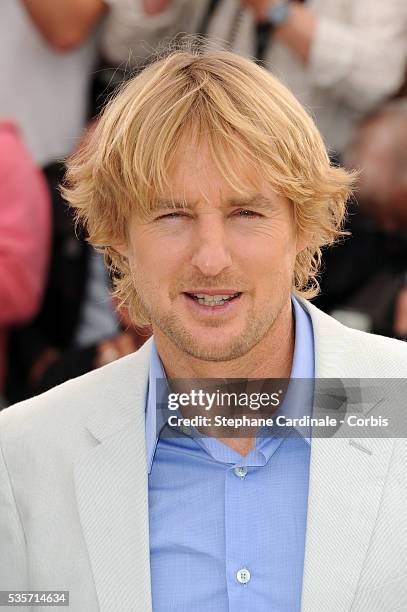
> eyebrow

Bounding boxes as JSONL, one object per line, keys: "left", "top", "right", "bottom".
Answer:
{"left": 151, "top": 194, "right": 275, "bottom": 212}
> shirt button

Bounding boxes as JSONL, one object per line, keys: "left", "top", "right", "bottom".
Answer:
{"left": 234, "top": 466, "right": 248, "bottom": 479}
{"left": 236, "top": 568, "right": 251, "bottom": 584}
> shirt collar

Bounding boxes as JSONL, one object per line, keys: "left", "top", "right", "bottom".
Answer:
{"left": 145, "top": 296, "right": 314, "bottom": 472}
{"left": 266, "top": 296, "right": 314, "bottom": 445}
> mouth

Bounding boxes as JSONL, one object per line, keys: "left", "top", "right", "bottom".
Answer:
{"left": 183, "top": 291, "right": 242, "bottom": 309}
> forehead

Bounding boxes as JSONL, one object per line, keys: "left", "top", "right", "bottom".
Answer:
{"left": 158, "top": 136, "right": 268, "bottom": 205}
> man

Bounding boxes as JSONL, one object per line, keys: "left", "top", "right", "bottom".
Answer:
{"left": 1, "top": 48, "right": 407, "bottom": 612}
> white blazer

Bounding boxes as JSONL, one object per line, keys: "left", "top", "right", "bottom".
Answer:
{"left": 1, "top": 300, "right": 407, "bottom": 611}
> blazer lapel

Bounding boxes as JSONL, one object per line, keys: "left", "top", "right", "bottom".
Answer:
{"left": 74, "top": 340, "right": 154, "bottom": 612}
{"left": 300, "top": 301, "right": 395, "bottom": 611}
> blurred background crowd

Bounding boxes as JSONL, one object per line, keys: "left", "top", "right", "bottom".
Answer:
{"left": 1, "top": 0, "right": 407, "bottom": 408}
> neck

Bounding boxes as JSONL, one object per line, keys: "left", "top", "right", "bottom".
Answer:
{"left": 154, "top": 299, "right": 295, "bottom": 456}
{"left": 153, "top": 299, "right": 295, "bottom": 380}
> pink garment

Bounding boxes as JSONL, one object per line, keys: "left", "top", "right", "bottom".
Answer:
{"left": 0, "top": 122, "right": 50, "bottom": 390}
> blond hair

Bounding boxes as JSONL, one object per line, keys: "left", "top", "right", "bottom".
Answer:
{"left": 63, "top": 45, "right": 355, "bottom": 326}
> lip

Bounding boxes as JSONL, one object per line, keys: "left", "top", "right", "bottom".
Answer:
{"left": 182, "top": 292, "right": 243, "bottom": 315}
{"left": 183, "top": 289, "right": 241, "bottom": 296}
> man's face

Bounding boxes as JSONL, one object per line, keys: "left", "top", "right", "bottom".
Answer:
{"left": 122, "top": 139, "right": 302, "bottom": 361}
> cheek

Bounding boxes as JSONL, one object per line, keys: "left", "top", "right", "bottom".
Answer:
{"left": 234, "top": 230, "right": 297, "bottom": 269}
{"left": 130, "top": 241, "right": 186, "bottom": 298}
{"left": 130, "top": 229, "right": 184, "bottom": 272}
{"left": 234, "top": 234, "right": 297, "bottom": 299}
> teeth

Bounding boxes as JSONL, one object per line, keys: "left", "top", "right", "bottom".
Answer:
{"left": 198, "top": 298, "right": 225, "bottom": 306}
{"left": 191, "top": 292, "right": 240, "bottom": 306}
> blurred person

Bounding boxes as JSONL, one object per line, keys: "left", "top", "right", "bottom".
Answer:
{"left": 99, "top": 0, "right": 407, "bottom": 156}
{"left": 1, "top": 47, "right": 407, "bottom": 612}
{"left": 315, "top": 101, "right": 407, "bottom": 336}
{"left": 0, "top": 1, "right": 177, "bottom": 401}
{"left": 6, "top": 160, "right": 150, "bottom": 403}
{"left": 99, "top": 0, "right": 203, "bottom": 69}
{"left": 217, "top": 0, "right": 407, "bottom": 155}
{"left": 0, "top": 122, "right": 50, "bottom": 394}
{"left": 345, "top": 100, "right": 407, "bottom": 234}
{"left": 218, "top": 0, "right": 407, "bottom": 155}
{"left": 6, "top": 1, "right": 194, "bottom": 160}
{"left": 92, "top": 0, "right": 208, "bottom": 112}
{"left": 0, "top": 0, "right": 105, "bottom": 167}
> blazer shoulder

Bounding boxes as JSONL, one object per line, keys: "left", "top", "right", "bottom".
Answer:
{"left": 346, "top": 327, "right": 407, "bottom": 375}
{"left": 301, "top": 299, "right": 407, "bottom": 377}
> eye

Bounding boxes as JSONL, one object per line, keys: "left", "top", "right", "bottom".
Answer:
{"left": 156, "top": 211, "right": 189, "bottom": 221}
{"left": 235, "top": 209, "right": 262, "bottom": 219}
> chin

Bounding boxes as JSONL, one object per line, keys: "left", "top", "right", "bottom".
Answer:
{"left": 155, "top": 312, "right": 271, "bottom": 362}
{"left": 176, "top": 330, "right": 258, "bottom": 362}
{"left": 183, "top": 344, "right": 244, "bottom": 362}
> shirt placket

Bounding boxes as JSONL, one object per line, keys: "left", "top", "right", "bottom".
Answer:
{"left": 223, "top": 443, "right": 276, "bottom": 611}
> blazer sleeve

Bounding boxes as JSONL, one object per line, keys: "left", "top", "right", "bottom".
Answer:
{"left": 0, "top": 441, "right": 28, "bottom": 591}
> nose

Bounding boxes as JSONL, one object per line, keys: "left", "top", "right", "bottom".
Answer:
{"left": 190, "top": 213, "right": 233, "bottom": 277}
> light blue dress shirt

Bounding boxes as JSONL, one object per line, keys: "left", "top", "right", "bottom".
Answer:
{"left": 146, "top": 297, "right": 314, "bottom": 611}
